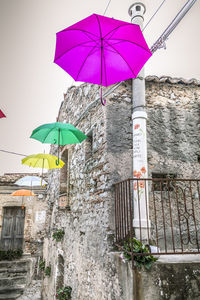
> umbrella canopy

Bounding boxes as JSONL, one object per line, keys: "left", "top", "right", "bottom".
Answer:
{"left": 30, "top": 122, "right": 87, "bottom": 164}
{"left": 15, "top": 176, "right": 47, "bottom": 187}
{"left": 0, "top": 110, "right": 6, "bottom": 118}
{"left": 30, "top": 122, "right": 87, "bottom": 145}
{"left": 22, "top": 153, "right": 65, "bottom": 169}
{"left": 11, "top": 189, "right": 36, "bottom": 196}
{"left": 54, "top": 14, "right": 152, "bottom": 104}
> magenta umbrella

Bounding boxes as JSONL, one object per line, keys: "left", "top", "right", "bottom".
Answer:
{"left": 54, "top": 14, "right": 152, "bottom": 105}
{"left": 0, "top": 110, "right": 6, "bottom": 118}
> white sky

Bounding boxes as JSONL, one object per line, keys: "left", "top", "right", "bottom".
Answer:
{"left": 0, "top": 0, "right": 199, "bottom": 175}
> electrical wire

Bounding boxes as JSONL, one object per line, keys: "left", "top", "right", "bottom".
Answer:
{"left": 143, "top": 0, "right": 167, "bottom": 32}
{"left": 159, "top": 0, "right": 196, "bottom": 38}
{"left": 0, "top": 149, "right": 27, "bottom": 157}
{"left": 150, "top": 0, "right": 197, "bottom": 53}
{"left": 103, "top": 0, "right": 111, "bottom": 16}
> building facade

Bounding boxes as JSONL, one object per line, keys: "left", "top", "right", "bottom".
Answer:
{"left": 0, "top": 173, "right": 47, "bottom": 254}
{"left": 42, "top": 76, "right": 200, "bottom": 300}
{"left": 0, "top": 173, "right": 48, "bottom": 299}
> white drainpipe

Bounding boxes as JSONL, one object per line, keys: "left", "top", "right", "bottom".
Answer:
{"left": 129, "top": 2, "right": 150, "bottom": 240}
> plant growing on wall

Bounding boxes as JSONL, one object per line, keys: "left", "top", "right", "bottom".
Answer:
{"left": 56, "top": 286, "right": 72, "bottom": 300}
{"left": 39, "top": 259, "right": 45, "bottom": 271}
{"left": 52, "top": 229, "right": 65, "bottom": 242}
{"left": 121, "top": 238, "right": 158, "bottom": 270}
{"left": 0, "top": 249, "right": 23, "bottom": 261}
{"left": 39, "top": 259, "right": 51, "bottom": 277}
{"left": 44, "top": 265, "right": 51, "bottom": 277}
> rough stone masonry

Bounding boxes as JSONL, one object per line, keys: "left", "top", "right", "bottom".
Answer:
{"left": 42, "top": 76, "right": 200, "bottom": 300}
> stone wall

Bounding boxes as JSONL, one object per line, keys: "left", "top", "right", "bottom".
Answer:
{"left": 43, "top": 76, "right": 200, "bottom": 299}
{"left": 145, "top": 78, "right": 200, "bottom": 251}
{"left": 43, "top": 82, "right": 133, "bottom": 300}
{"left": 146, "top": 77, "right": 200, "bottom": 178}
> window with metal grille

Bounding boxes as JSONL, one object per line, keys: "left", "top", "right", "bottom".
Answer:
{"left": 152, "top": 173, "right": 177, "bottom": 192}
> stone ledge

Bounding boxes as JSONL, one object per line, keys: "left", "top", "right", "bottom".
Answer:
{"left": 158, "top": 254, "right": 200, "bottom": 263}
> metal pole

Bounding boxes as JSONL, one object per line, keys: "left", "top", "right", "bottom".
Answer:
{"left": 129, "top": 2, "right": 150, "bottom": 240}
{"left": 151, "top": 0, "right": 198, "bottom": 53}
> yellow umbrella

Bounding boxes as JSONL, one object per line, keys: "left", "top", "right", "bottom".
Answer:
{"left": 22, "top": 153, "right": 65, "bottom": 169}
{"left": 11, "top": 189, "right": 36, "bottom": 209}
{"left": 22, "top": 153, "right": 65, "bottom": 187}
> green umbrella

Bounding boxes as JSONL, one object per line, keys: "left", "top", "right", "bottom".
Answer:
{"left": 30, "top": 122, "right": 87, "bottom": 164}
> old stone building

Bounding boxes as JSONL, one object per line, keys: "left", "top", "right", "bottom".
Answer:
{"left": 42, "top": 76, "right": 200, "bottom": 300}
{"left": 0, "top": 173, "right": 47, "bottom": 299}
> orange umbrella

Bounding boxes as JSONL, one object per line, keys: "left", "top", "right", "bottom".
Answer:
{"left": 11, "top": 189, "right": 36, "bottom": 209}
{"left": 11, "top": 189, "right": 36, "bottom": 196}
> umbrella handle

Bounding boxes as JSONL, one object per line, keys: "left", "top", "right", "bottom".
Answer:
{"left": 41, "top": 163, "right": 46, "bottom": 187}
{"left": 100, "top": 36, "right": 106, "bottom": 106}
{"left": 56, "top": 158, "right": 60, "bottom": 166}
{"left": 41, "top": 178, "right": 46, "bottom": 188}
{"left": 100, "top": 87, "right": 106, "bottom": 106}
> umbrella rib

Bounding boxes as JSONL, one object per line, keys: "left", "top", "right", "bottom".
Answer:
{"left": 30, "top": 158, "right": 38, "bottom": 168}
{"left": 104, "top": 40, "right": 136, "bottom": 77}
{"left": 68, "top": 129, "right": 86, "bottom": 142}
{"left": 108, "top": 38, "right": 152, "bottom": 55}
{"left": 95, "top": 14, "right": 102, "bottom": 39}
{"left": 103, "top": 23, "right": 131, "bottom": 39}
{"left": 75, "top": 45, "right": 98, "bottom": 81}
{"left": 76, "top": 30, "right": 99, "bottom": 44}
{"left": 34, "top": 156, "right": 42, "bottom": 168}
{"left": 42, "top": 127, "right": 58, "bottom": 144}
{"left": 54, "top": 40, "right": 99, "bottom": 62}
{"left": 68, "top": 29, "right": 99, "bottom": 42}
{"left": 60, "top": 28, "right": 99, "bottom": 39}
{"left": 103, "top": 47, "right": 119, "bottom": 54}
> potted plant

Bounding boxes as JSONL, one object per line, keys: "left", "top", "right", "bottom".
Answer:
{"left": 121, "top": 238, "right": 158, "bottom": 270}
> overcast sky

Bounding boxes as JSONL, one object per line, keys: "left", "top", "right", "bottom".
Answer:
{"left": 0, "top": 0, "right": 199, "bottom": 175}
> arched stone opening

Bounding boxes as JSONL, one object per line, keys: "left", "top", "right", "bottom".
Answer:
{"left": 56, "top": 254, "right": 64, "bottom": 290}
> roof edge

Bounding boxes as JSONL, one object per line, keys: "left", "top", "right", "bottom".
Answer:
{"left": 145, "top": 75, "right": 200, "bottom": 86}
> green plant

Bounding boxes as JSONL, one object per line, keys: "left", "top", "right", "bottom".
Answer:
{"left": 0, "top": 249, "right": 23, "bottom": 261}
{"left": 52, "top": 229, "right": 65, "bottom": 242}
{"left": 44, "top": 265, "right": 51, "bottom": 277}
{"left": 56, "top": 286, "right": 72, "bottom": 300}
{"left": 122, "top": 238, "right": 158, "bottom": 270}
{"left": 39, "top": 259, "right": 45, "bottom": 271}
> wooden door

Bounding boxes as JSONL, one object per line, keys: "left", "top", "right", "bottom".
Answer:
{"left": 1, "top": 207, "right": 25, "bottom": 250}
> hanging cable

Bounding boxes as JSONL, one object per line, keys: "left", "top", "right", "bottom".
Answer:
{"left": 103, "top": 0, "right": 111, "bottom": 16}
{"left": 0, "top": 149, "right": 27, "bottom": 157}
{"left": 150, "top": 0, "right": 197, "bottom": 53}
{"left": 143, "top": 0, "right": 167, "bottom": 32}
{"left": 158, "top": 0, "right": 196, "bottom": 38}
